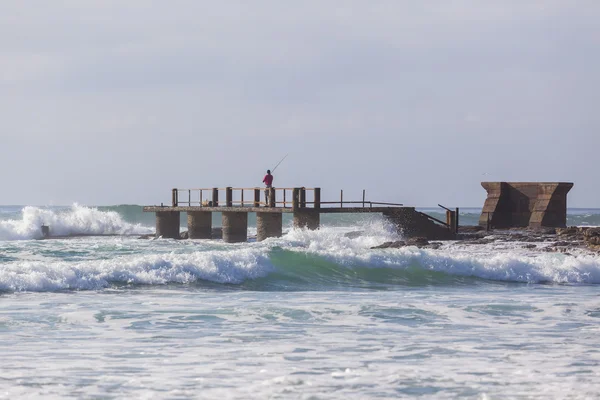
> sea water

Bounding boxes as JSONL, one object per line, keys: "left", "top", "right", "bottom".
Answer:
{"left": 1, "top": 205, "right": 599, "bottom": 399}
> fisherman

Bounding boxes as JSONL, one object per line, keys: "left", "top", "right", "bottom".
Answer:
{"left": 262, "top": 170, "right": 274, "bottom": 206}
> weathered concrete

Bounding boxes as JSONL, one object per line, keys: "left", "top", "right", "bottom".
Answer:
{"left": 382, "top": 208, "right": 455, "bottom": 240}
{"left": 222, "top": 212, "right": 248, "bottom": 243}
{"left": 256, "top": 212, "right": 282, "bottom": 241}
{"left": 479, "top": 182, "right": 573, "bottom": 229}
{"left": 156, "top": 211, "right": 180, "bottom": 239}
{"left": 293, "top": 209, "right": 320, "bottom": 230}
{"left": 187, "top": 211, "right": 212, "bottom": 239}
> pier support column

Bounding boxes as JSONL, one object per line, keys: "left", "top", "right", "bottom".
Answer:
{"left": 222, "top": 212, "right": 248, "bottom": 243}
{"left": 293, "top": 210, "right": 320, "bottom": 230}
{"left": 256, "top": 212, "right": 282, "bottom": 241}
{"left": 187, "top": 211, "right": 212, "bottom": 239}
{"left": 156, "top": 211, "right": 180, "bottom": 239}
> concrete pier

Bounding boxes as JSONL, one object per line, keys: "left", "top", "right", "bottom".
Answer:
{"left": 222, "top": 212, "right": 248, "bottom": 243}
{"left": 293, "top": 210, "right": 320, "bottom": 230}
{"left": 382, "top": 208, "right": 455, "bottom": 240}
{"left": 256, "top": 212, "right": 283, "bottom": 241}
{"left": 187, "top": 211, "right": 212, "bottom": 239}
{"left": 156, "top": 211, "right": 180, "bottom": 239}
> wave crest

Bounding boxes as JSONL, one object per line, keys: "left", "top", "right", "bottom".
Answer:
{"left": 0, "top": 204, "right": 152, "bottom": 240}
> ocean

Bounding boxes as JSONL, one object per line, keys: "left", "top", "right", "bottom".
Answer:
{"left": 1, "top": 205, "right": 600, "bottom": 399}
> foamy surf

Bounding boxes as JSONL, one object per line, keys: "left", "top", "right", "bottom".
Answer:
{"left": 0, "top": 204, "right": 152, "bottom": 241}
{"left": 2, "top": 222, "right": 600, "bottom": 292}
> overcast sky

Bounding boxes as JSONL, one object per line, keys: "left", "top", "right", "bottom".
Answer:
{"left": 1, "top": 1, "right": 598, "bottom": 207}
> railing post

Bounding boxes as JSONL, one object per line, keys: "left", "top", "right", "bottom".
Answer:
{"left": 269, "top": 187, "right": 276, "bottom": 208}
{"left": 455, "top": 207, "right": 460, "bottom": 233}
{"left": 292, "top": 188, "right": 300, "bottom": 211}
{"left": 300, "top": 188, "right": 306, "bottom": 208}
{"left": 254, "top": 188, "right": 260, "bottom": 207}
{"left": 226, "top": 187, "right": 233, "bottom": 207}
{"left": 172, "top": 189, "right": 178, "bottom": 207}
{"left": 362, "top": 190, "right": 365, "bottom": 208}
{"left": 212, "top": 188, "right": 219, "bottom": 207}
{"left": 340, "top": 190, "right": 343, "bottom": 208}
{"left": 314, "top": 188, "right": 321, "bottom": 209}
{"left": 188, "top": 189, "right": 191, "bottom": 206}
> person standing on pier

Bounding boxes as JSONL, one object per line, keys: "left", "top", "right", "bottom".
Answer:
{"left": 263, "top": 170, "right": 274, "bottom": 206}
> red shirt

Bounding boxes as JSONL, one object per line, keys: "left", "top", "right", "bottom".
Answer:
{"left": 263, "top": 174, "right": 273, "bottom": 186}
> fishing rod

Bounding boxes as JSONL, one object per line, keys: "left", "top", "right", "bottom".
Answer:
{"left": 271, "top": 153, "right": 289, "bottom": 173}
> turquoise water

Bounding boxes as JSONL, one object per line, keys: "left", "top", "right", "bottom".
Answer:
{"left": 1, "top": 205, "right": 600, "bottom": 398}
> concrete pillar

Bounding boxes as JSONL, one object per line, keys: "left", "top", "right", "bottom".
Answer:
{"left": 187, "top": 211, "right": 212, "bottom": 239}
{"left": 293, "top": 209, "right": 320, "bottom": 230}
{"left": 256, "top": 212, "right": 283, "bottom": 241}
{"left": 156, "top": 211, "right": 180, "bottom": 239}
{"left": 222, "top": 212, "right": 248, "bottom": 243}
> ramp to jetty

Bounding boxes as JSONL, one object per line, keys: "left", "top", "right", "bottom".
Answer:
{"left": 143, "top": 187, "right": 457, "bottom": 243}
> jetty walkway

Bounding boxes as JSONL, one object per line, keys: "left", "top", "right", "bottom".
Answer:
{"left": 143, "top": 187, "right": 458, "bottom": 242}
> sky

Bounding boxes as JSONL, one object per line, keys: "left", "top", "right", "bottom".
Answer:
{"left": 1, "top": 1, "right": 598, "bottom": 207}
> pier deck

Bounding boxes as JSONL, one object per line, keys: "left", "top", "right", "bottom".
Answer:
{"left": 142, "top": 206, "right": 402, "bottom": 214}
{"left": 143, "top": 187, "right": 458, "bottom": 242}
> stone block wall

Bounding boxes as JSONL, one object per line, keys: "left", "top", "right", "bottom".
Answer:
{"left": 479, "top": 182, "right": 573, "bottom": 229}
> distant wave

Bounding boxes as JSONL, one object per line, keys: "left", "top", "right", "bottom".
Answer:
{"left": 0, "top": 204, "right": 153, "bottom": 240}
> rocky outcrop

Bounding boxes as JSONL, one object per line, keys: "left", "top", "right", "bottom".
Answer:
{"left": 371, "top": 237, "right": 442, "bottom": 250}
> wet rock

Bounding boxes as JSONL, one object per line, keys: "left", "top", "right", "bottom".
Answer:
{"left": 344, "top": 231, "right": 364, "bottom": 239}
{"left": 371, "top": 241, "right": 406, "bottom": 249}
{"left": 522, "top": 244, "right": 537, "bottom": 249}
{"left": 371, "top": 237, "right": 430, "bottom": 249}
{"left": 461, "top": 238, "right": 495, "bottom": 245}
{"left": 180, "top": 231, "right": 189, "bottom": 239}
{"left": 138, "top": 233, "right": 156, "bottom": 239}
{"left": 406, "top": 237, "right": 429, "bottom": 247}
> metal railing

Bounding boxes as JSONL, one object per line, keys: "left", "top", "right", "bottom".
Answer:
{"left": 169, "top": 187, "right": 403, "bottom": 210}
{"left": 171, "top": 187, "right": 320, "bottom": 209}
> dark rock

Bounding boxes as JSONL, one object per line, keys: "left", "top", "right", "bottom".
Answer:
{"left": 461, "top": 238, "right": 494, "bottom": 245}
{"left": 586, "top": 236, "right": 600, "bottom": 246}
{"left": 180, "top": 231, "right": 189, "bottom": 239}
{"left": 522, "top": 244, "right": 537, "bottom": 249}
{"left": 458, "top": 225, "right": 485, "bottom": 233}
{"left": 138, "top": 233, "right": 156, "bottom": 239}
{"left": 371, "top": 241, "right": 406, "bottom": 249}
{"left": 406, "top": 237, "right": 429, "bottom": 247}
{"left": 344, "top": 231, "right": 364, "bottom": 239}
{"left": 552, "top": 241, "right": 571, "bottom": 247}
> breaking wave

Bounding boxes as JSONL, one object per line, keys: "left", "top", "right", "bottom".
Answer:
{"left": 1, "top": 220, "right": 600, "bottom": 292}
{"left": 0, "top": 205, "right": 152, "bottom": 240}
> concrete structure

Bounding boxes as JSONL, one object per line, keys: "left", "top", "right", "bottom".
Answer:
{"left": 156, "top": 211, "right": 180, "bottom": 239}
{"left": 383, "top": 208, "right": 455, "bottom": 240}
{"left": 145, "top": 187, "right": 457, "bottom": 243}
{"left": 256, "top": 212, "right": 282, "bottom": 241}
{"left": 293, "top": 209, "right": 320, "bottom": 230}
{"left": 187, "top": 211, "right": 212, "bottom": 239}
{"left": 479, "top": 182, "right": 573, "bottom": 229}
{"left": 222, "top": 212, "right": 248, "bottom": 243}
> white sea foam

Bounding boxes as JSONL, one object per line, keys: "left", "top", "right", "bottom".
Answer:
{"left": 3, "top": 215, "right": 600, "bottom": 292}
{"left": 280, "top": 225, "right": 600, "bottom": 284}
{"left": 0, "top": 246, "right": 272, "bottom": 292}
{"left": 0, "top": 205, "right": 152, "bottom": 241}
